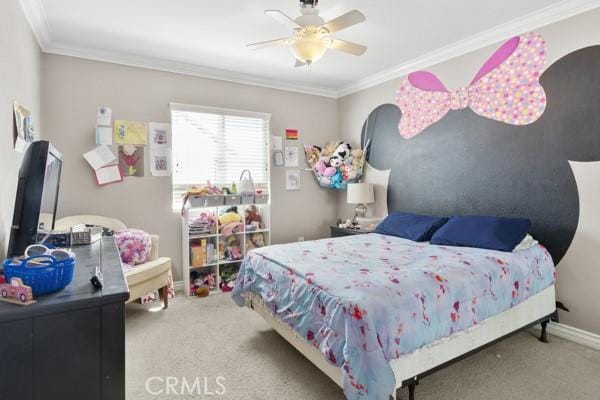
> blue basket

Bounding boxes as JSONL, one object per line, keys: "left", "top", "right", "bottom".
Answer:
{"left": 2, "top": 255, "right": 75, "bottom": 296}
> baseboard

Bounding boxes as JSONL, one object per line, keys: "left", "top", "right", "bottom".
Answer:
{"left": 537, "top": 322, "right": 600, "bottom": 351}
{"left": 173, "top": 280, "right": 184, "bottom": 292}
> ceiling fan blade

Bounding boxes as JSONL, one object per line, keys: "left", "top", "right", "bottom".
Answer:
{"left": 328, "top": 38, "right": 367, "bottom": 56}
{"left": 247, "top": 37, "right": 294, "bottom": 50}
{"left": 265, "top": 10, "right": 302, "bottom": 30}
{"left": 320, "top": 10, "right": 366, "bottom": 33}
{"left": 294, "top": 59, "right": 306, "bottom": 68}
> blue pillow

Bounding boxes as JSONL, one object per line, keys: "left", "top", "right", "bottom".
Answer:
{"left": 430, "top": 216, "right": 531, "bottom": 252}
{"left": 376, "top": 212, "right": 448, "bottom": 242}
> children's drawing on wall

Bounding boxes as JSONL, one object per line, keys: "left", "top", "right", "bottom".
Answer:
{"left": 286, "top": 169, "right": 301, "bottom": 191}
{"left": 119, "top": 145, "right": 145, "bottom": 177}
{"left": 13, "top": 101, "right": 36, "bottom": 153}
{"left": 151, "top": 152, "right": 170, "bottom": 176}
{"left": 284, "top": 145, "right": 299, "bottom": 167}
{"left": 113, "top": 120, "right": 148, "bottom": 145}
{"left": 149, "top": 122, "right": 172, "bottom": 176}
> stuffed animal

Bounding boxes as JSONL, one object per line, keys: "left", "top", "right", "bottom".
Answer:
{"left": 332, "top": 142, "right": 352, "bottom": 160}
{"left": 251, "top": 232, "right": 266, "bottom": 248}
{"left": 330, "top": 170, "right": 343, "bottom": 189}
{"left": 246, "top": 237, "right": 256, "bottom": 251}
{"left": 245, "top": 205, "right": 263, "bottom": 229}
{"left": 351, "top": 148, "right": 364, "bottom": 167}
{"left": 195, "top": 285, "right": 210, "bottom": 297}
{"left": 341, "top": 165, "right": 357, "bottom": 181}
{"left": 321, "top": 141, "right": 339, "bottom": 158}
{"left": 224, "top": 235, "right": 242, "bottom": 260}
{"left": 329, "top": 155, "right": 343, "bottom": 168}
{"left": 315, "top": 160, "right": 337, "bottom": 177}
{"left": 305, "top": 146, "right": 321, "bottom": 166}
{"left": 219, "top": 206, "right": 242, "bottom": 225}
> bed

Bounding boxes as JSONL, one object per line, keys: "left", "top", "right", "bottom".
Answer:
{"left": 232, "top": 233, "right": 556, "bottom": 400}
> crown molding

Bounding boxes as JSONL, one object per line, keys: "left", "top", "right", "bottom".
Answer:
{"left": 336, "top": 0, "right": 600, "bottom": 97}
{"left": 19, "top": 0, "right": 600, "bottom": 99}
{"left": 43, "top": 42, "right": 339, "bottom": 98}
{"left": 19, "top": 0, "right": 52, "bottom": 49}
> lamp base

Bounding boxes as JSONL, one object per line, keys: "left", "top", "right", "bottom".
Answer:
{"left": 352, "top": 203, "right": 367, "bottom": 224}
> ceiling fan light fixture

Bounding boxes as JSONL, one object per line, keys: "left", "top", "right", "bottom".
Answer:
{"left": 248, "top": 2, "right": 367, "bottom": 67}
{"left": 290, "top": 33, "right": 328, "bottom": 64}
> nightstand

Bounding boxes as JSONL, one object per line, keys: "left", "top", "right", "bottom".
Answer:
{"left": 330, "top": 225, "right": 371, "bottom": 238}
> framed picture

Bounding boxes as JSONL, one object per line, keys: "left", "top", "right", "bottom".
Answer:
{"left": 13, "top": 101, "right": 35, "bottom": 153}
{"left": 286, "top": 169, "right": 301, "bottom": 191}
{"left": 284, "top": 146, "right": 299, "bottom": 167}
{"left": 272, "top": 151, "right": 284, "bottom": 167}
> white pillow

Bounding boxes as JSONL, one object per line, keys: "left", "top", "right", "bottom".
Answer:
{"left": 513, "top": 234, "right": 538, "bottom": 251}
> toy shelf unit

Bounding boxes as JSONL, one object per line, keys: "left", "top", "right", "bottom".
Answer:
{"left": 182, "top": 203, "right": 271, "bottom": 297}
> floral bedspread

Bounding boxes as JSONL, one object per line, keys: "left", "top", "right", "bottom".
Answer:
{"left": 232, "top": 233, "right": 555, "bottom": 400}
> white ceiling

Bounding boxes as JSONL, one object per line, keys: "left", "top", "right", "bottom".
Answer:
{"left": 20, "top": 0, "right": 600, "bottom": 97}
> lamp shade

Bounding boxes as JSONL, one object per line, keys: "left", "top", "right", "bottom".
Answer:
{"left": 347, "top": 182, "right": 374, "bottom": 204}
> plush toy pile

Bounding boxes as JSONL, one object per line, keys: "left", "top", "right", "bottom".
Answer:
{"left": 304, "top": 141, "right": 366, "bottom": 189}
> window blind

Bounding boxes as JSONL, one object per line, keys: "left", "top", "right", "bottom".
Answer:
{"left": 170, "top": 103, "right": 271, "bottom": 211}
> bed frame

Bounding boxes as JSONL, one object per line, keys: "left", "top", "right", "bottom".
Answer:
{"left": 245, "top": 286, "right": 556, "bottom": 400}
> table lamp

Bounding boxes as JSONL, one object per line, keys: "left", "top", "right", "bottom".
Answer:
{"left": 347, "top": 182, "right": 374, "bottom": 224}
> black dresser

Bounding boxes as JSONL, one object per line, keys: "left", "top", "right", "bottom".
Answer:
{"left": 0, "top": 238, "right": 129, "bottom": 400}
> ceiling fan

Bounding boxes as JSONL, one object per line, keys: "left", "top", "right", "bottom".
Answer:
{"left": 247, "top": 0, "right": 367, "bottom": 67}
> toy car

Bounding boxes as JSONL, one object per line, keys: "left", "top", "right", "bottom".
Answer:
{"left": 0, "top": 277, "right": 34, "bottom": 303}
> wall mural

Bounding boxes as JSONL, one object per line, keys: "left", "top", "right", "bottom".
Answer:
{"left": 396, "top": 32, "right": 547, "bottom": 139}
{"left": 362, "top": 43, "right": 600, "bottom": 264}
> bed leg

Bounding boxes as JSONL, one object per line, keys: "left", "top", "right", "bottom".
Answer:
{"left": 408, "top": 380, "right": 416, "bottom": 400}
{"left": 539, "top": 319, "right": 549, "bottom": 343}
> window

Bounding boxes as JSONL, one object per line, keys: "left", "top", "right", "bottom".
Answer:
{"left": 170, "top": 103, "right": 270, "bottom": 211}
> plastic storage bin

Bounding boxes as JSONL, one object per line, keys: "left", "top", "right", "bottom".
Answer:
{"left": 241, "top": 193, "right": 255, "bottom": 204}
{"left": 205, "top": 195, "right": 224, "bottom": 206}
{"left": 255, "top": 193, "right": 269, "bottom": 204}
{"left": 188, "top": 195, "right": 207, "bottom": 208}
{"left": 2, "top": 255, "right": 75, "bottom": 296}
{"left": 224, "top": 194, "right": 241, "bottom": 205}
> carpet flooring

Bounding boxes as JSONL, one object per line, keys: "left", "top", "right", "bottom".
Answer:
{"left": 126, "top": 293, "right": 600, "bottom": 400}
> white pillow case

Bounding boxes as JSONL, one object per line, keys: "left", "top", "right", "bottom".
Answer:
{"left": 513, "top": 234, "right": 539, "bottom": 251}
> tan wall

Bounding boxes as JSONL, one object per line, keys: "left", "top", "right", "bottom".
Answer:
{"left": 0, "top": 0, "right": 42, "bottom": 259}
{"left": 42, "top": 54, "right": 338, "bottom": 281}
{"left": 337, "top": 9, "right": 600, "bottom": 334}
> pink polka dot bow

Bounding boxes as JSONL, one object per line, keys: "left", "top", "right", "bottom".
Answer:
{"left": 396, "top": 32, "right": 547, "bottom": 139}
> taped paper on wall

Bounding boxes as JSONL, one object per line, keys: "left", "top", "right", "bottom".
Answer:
{"left": 114, "top": 120, "right": 148, "bottom": 145}
{"left": 83, "top": 145, "right": 116, "bottom": 170}
{"left": 284, "top": 146, "right": 299, "bottom": 167}
{"left": 271, "top": 135, "right": 283, "bottom": 151}
{"left": 95, "top": 126, "right": 112, "bottom": 145}
{"left": 286, "top": 169, "right": 301, "bottom": 191}
{"left": 97, "top": 107, "right": 112, "bottom": 127}
{"left": 150, "top": 148, "right": 171, "bottom": 176}
{"left": 119, "top": 145, "right": 145, "bottom": 177}
{"left": 149, "top": 122, "right": 172, "bottom": 177}
{"left": 95, "top": 164, "right": 122, "bottom": 185}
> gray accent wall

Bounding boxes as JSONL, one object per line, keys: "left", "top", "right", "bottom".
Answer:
{"left": 338, "top": 9, "right": 600, "bottom": 335}
{"left": 0, "top": 0, "right": 42, "bottom": 260}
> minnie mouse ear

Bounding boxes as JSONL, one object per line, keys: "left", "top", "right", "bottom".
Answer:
{"left": 360, "top": 103, "right": 402, "bottom": 170}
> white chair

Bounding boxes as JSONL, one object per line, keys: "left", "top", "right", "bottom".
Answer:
{"left": 55, "top": 215, "right": 172, "bottom": 308}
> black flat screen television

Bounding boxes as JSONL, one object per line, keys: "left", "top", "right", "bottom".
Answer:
{"left": 7, "top": 140, "right": 63, "bottom": 257}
